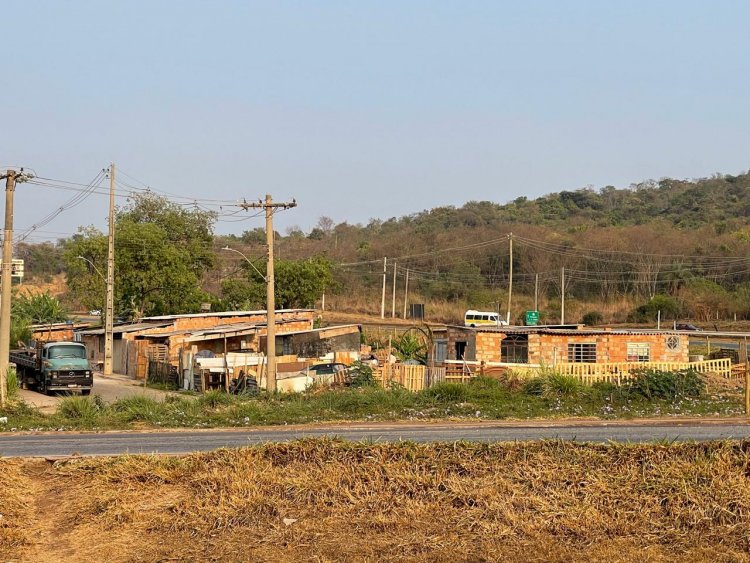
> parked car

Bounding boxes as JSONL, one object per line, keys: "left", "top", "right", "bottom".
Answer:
{"left": 306, "top": 363, "right": 349, "bottom": 378}
{"left": 675, "top": 323, "right": 702, "bottom": 331}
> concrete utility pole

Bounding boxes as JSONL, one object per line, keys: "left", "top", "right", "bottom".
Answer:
{"left": 560, "top": 267, "right": 565, "bottom": 325}
{"left": 104, "top": 164, "right": 115, "bottom": 376}
{"left": 403, "top": 268, "right": 409, "bottom": 319}
{"left": 380, "top": 257, "right": 387, "bottom": 319}
{"left": 534, "top": 273, "right": 539, "bottom": 312}
{"left": 506, "top": 233, "right": 513, "bottom": 324}
{"left": 391, "top": 261, "right": 397, "bottom": 318}
{"left": 0, "top": 169, "right": 32, "bottom": 406}
{"left": 239, "top": 195, "right": 297, "bottom": 393}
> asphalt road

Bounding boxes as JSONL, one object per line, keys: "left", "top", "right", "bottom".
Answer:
{"left": 2, "top": 421, "right": 750, "bottom": 458}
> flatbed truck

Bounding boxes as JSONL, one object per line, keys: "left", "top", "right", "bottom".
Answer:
{"left": 10, "top": 341, "right": 93, "bottom": 395}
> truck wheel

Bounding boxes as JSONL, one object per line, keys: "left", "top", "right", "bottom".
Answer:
{"left": 39, "top": 379, "right": 48, "bottom": 395}
{"left": 81, "top": 389, "right": 91, "bottom": 396}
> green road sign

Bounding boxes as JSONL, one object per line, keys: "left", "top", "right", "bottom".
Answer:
{"left": 525, "top": 310, "right": 539, "bottom": 326}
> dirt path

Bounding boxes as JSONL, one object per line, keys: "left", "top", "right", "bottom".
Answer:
{"left": 12, "top": 461, "right": 80, "bottom": 562}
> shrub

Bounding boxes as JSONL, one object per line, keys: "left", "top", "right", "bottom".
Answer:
{"left": 346, "top": 361, "right": 376, "bottom": 388}
{"left": 422, "top": 382, "right": 469, "bottom": 402}
{"left": 625, "top": 368, "right": 705, "bottom": 400}
{"left": 112, "top": 395, "right": 163, "bottom": 422}
{"left": 628, "top": 295, "right": 681, "bottom": 323}
{"left": 6, "top": 367, "right": 18, "bottom": 399}
{"left": 543, "top": 373, "right": 585, "bottom": 398}
{"left": 522, "top": 377, "right": 546, "bottom": 396}
{"left": 58, "top": 395, "right": 102, "bottom": 421}
{"left": 199, "top": 390, "right": 233, "bottom": 409}
{"left": 581, "top": 311, "right": 604, "bottom": 325}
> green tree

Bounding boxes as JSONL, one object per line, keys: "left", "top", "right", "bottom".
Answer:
{"left": 63, "top": 193, "right": 216, "bottom": 319}
{"left": 12, "top": 291, "right": 69, "bottom": 324}
{"left": 221, "top": 257, "right": 334, "bottom": 310}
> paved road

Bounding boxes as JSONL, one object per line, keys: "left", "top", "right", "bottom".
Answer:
{"left": 2, "top": 421, "right": 750, "bottom": 458}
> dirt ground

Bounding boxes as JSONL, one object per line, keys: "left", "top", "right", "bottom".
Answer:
{"left": 2, "top": 441, "right": 750, "bottom": 562}
{"left": 19, "top": 372, "right": 172, "bottom": 412}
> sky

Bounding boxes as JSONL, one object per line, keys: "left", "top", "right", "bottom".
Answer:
{"left": 2, "top": 0, "right": 750, "bottom": 240}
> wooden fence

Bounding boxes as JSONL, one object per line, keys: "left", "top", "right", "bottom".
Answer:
{"left": 443, "top": 358, "right": 733, "bottom": 385}
{"left": 375, "top": 365, "right": 446, "bottom": 392}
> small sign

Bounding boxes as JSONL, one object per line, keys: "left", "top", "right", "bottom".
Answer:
{"left": 525, "top": 310, "right": 539, "bottom": 326}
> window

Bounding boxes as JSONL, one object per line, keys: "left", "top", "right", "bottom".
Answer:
{"left": 627, "top": 343, "right": 650, "bottom": 362}
{"left": 482, "top": 315, "right": 489, "bottom": 321}
{"left": 568, "top": 343, "right": 596, "bottom": 363}
{"left": 501, "top": 335, "right": 528, "bottom": 363}
{"left": 666, "top": 335, "right": 680, "bottom": 351}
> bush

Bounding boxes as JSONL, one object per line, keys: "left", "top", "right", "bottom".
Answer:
{"left": 58, "top": 395, "right": 102, "bottom": 421}
{"left": 522, "top": 377, "right": 546, "bottom": 396}
{"left": 346, "top": 361, "right": 376, "bottom": 388}
{"left": 6, "top": 367, "right": 18, "bottom": 399}
{"left": 628, "top": 295, "right": 681, "bottom": 323}
{"left": 625, "top": 368, "right": 705, "bottom": 400}
{"left": 581, "top": 311, "right": 603, "bottom": 325}
{"left": 112, "top": 395, "right": 163, "bottom": 422}
{"left": 542, "top": 373, "right": 585, "bottom": 398}
{"left": 422, "top": 382, "right": 469, "bottom": 402}
{"left": 199, "top": 390, "right": 233, "bottom": 409}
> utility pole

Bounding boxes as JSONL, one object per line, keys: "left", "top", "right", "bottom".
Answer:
{"left": 391, "top": 261, "right": 397, "bottom": 318}
{"left": 104, "top": 164, "right": 115, "bottom": 376}
{"left": 560, "top": 267, "right": 565, "bottom": 325}
{"left": 534, "top": 273, "right": 539, "bottom": 312}
{"left": 0, "top": 169, "right": 32, "bottom": 406}
{"left": 380, "top": 257, "right": 387, "bottom": 319}
{"left": 239, "top": 195, "right": 297, "bottom": 392}
{"left": 403, "top": 268, "right": 410, "bottom": 319}
{"left": 506, "top": 233, "right": 513, "bottom": 324}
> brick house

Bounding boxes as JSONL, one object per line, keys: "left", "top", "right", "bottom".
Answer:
{"left": 445, "top": 326, "right": 690, "bottom": 365}
{"left": 77, "top": 309, "right": 315, "bottom": 377}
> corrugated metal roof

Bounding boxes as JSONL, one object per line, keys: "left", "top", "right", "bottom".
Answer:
{"left": 275, "top": 324, "right": 361, "bottom": 338}
{"left": 141, "top": 309, "right": 313, "bottom": 321}
{"left": 446, "top": 325, "right": 736, "bottom": 337}
{"left": 76, "top": 322, "right": 171, "bottom": 336}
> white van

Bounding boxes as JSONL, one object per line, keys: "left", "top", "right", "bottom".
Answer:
{"left": 464, "top": 310, "right": 509, "bottom": 328}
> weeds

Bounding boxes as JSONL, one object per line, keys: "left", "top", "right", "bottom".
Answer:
{"left": 58, "top": 395, "right": 104, "bottom": 421}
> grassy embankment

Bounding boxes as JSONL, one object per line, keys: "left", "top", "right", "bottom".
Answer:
{"left": 1, "top": 371, "right": 743, "bottom": 432}
{"left": 3, "top": 440, "right": 750, "bottom": 561}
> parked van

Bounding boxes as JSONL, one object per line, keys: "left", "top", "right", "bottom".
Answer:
{"left": 464, "top": 310, "right": 508, "bottom": 328}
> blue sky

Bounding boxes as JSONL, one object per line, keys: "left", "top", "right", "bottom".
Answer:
{"left": 3, "top": 1, "right": 749, "bottom": 239}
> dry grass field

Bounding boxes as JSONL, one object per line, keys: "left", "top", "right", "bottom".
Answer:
{"left": 2, "top": 440, "right": 750, "bottom": 562}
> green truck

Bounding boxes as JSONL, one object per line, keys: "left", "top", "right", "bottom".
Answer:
{"left": 10, "top": 341, "right": 94, "bottom": 395}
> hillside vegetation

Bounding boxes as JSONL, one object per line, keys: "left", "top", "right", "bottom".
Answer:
{"left": 17, "top": 170, "right": 750, "bottom": 324}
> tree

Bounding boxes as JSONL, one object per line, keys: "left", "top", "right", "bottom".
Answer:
{"left": 316, "top": 216, "right": 334, "bottom": 234}
{"left": 12, "top": 291, "right": 69, "bottom": 324}
{"left": 221, "top": 257, "right": 334, "bottom": 310}
{"left": 63, "top": 193, "right": 216, "bottom": 319}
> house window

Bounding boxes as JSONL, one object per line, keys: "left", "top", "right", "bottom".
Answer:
{"left": 568, "top": 343, "right": 596, "bottom": 363}
{"left": 501, "top": 335, "right": 528, "bottom": 363}
{"left": 627, "top": 343, "right": 650, "bottom": 362}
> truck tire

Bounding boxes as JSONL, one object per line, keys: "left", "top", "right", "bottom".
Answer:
{"left": 81, "top": 389, "right": 91, "bottom": 396}
{"left": 39, "top": 379, "right": 48, "bottom": 395}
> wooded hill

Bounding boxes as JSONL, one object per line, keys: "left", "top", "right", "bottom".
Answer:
{"left": 16, "top": 170, "right": 750, "bottom": 324}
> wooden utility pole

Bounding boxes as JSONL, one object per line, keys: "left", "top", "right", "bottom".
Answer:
{"left": 0, "top": 170, "right": 28, "bottom": 405}
{"left": 239, "top": 195, "right": 297, "bottom": 392}
{"left": 506, "top": 233, "right": 513, "bottom": 324}
{"left": 560, "top": 267, "right": 565, "bottom": 325}
{"left": 380, "top": 257, "right": 387, "bottom": 319}
{"left": 104, "top": 164, "right": 115, "bottom": 376}
{"left": 391, "top": 261, "right": 397, "bottom": 318}
{"left": 403, "top": 268, "right": 410, "bottom": 319}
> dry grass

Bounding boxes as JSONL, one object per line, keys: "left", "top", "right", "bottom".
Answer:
{"left": 0, "top": 459, "right": 34, "bottom": 552}
{"left": 3, "top": 440, "right": 750, "bottom": 561}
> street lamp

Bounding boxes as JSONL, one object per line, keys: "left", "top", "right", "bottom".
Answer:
{"left": 77, "top": 256, "right": 105, "bottom": 280}
{"left": 221, "top": 246, "right": 266, "bottom": 280}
